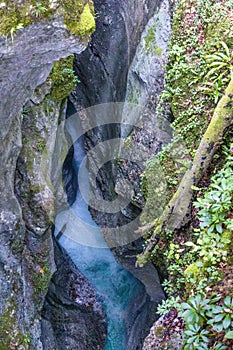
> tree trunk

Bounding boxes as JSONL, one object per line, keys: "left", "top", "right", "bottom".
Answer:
{"left": 136, "top": 77, "right": 233, "bottom": 265}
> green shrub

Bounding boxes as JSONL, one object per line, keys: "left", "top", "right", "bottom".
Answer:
{"left": 178, "top": 294, "right": 233, "bottom": 349}
{"left": 155, "top": 143, "right": 233, "bottom": 349}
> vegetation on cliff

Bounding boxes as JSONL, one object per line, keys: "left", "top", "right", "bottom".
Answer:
{"left": 49, "top": 54, "right": 79, "bottom": 102}
{"left": 138, "top": 0, "right": 233, "bottom": 348}
{"left": 0, "top": 0, "right": 95, "bottom": 39}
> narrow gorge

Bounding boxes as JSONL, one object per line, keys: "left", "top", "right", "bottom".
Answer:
{"left": 1, "top": 0, "right": 233, "bottom": 349}
{"left": 0, "top": 0, "right": 172, "bottom": 348}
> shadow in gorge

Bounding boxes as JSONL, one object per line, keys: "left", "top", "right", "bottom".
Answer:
{"left": 44, "top": 0, "right": 169, "bottom": 346}
{"left": 55, "top": 115, "right": 165, "bottom": 349}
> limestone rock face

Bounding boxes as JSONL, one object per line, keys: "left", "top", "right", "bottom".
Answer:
{"left": 0, "top": 18, "right": 87, "bottom": 142}
{"left": 125, "top": 0, "right": 173, "bottom": 116}
{"left": 68, "top": 0, "right": 173, "bottom": 232}
{"left": 114, "top": 0, "right": 173, "bottom": 229}
{"left": 0, "top": 18, "right": 106, "bottom": 349}
{"left": 64, "top": 0, "right": 173, "bottom": 348}
{"left": 71, "top": 0, "right": 160, "bottom": 107}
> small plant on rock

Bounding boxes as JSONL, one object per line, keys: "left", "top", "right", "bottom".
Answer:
{"left": 32, "top": 2, "right": 48, "bottom": 17}
{"left": 207, "top": 296, "right": 233, "bottom": 333}
{"left": 205, "top": 41, "right": 233, "bottom": 83}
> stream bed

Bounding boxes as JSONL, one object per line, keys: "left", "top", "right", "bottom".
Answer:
{"left": 55, "top": 136, "right": 148, "bottom": 350}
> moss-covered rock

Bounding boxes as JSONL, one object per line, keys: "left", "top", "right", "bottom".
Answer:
{"left": 49, "top": 54, "right": 78, "bottom": 102}
{"left": 0, "top": 0, "right": 96, "bottom": 38}
{"left": 165, "top": 0, "right": 233, "bottom": 153}
{"left": 0, "top": 0, "right": 51, "bottom": 37}
{"left": 64, "top": 2, "right": 96, "bottom": 36}
{"left": 0, "top": 299, "right": 30, "bottom": 349}
{"left": 143, "top": 312, "right": 183, "bottom": 350}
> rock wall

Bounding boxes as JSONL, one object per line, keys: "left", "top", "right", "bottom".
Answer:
{"left": 0, "top": 17, "right": 106, "bottom": 349}
{"left": 0, "top": 0, "right": 175, "bottom": 348}
{"left": 142, "top": 311, "right": 183, "bottom": 350}
{"left": 65, "top": 0, "right": 174, "bottom": 348}
{"left": 41, "top": 239, "right": 106, "bottom": 350}
{"left": 71, "top": 0, "right": 160, "bottom": 107}
{"left": 68, "top": 0, "right": 173, "bottom": 277}
{"left": 69, "top": 0, "right": 162, "bottom": 203}
{"left": 68, "top": 0, "right": 173, "bottom": 229}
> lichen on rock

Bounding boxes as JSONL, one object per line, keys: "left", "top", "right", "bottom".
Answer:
{"left": 143, "top": 309, "right": 183, "bottom": 350}
{"left": 0, "top": 298, "right": 31, "bottom": 349}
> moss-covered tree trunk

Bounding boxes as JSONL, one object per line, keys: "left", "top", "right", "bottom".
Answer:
{"left": 137, "top": 77, "right": 233, "bottom": 264}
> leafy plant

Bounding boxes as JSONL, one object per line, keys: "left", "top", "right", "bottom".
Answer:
{"left": 22, "top": 107, "right": 32, "bottom": 118}
{"left": 155, "top": 143, "right": 233, "bottom": 349}
{"left": 193, "top": 144, "right": 233, "bottom": 243}
{"left": 200, "top": 80, "right": 226, "bottom": 104}
{"left": 180, "top": 294, "right": 218, "bottom": 326}
{"left": 179, "top": 294, "right": 230, "bottom": 350}
{"left": 225, "top": 330, "right": 233, "bottom": 339}
{"left": 32, "top": 2, "right": 48, "bottom": 17}
{"left": 183, "top": 324, "right": 210, "bottom": 350}
{"left": 205, "top": 41, "right": 233, "bottom": 82}
{"left": 10, "top": 22, "right": 24, "bottom": 41}
{"left": 157, "top": 296, "right": 180, "bottom": 316}
{"left": 207, "top": 296, "right": 233, "bottom": 332}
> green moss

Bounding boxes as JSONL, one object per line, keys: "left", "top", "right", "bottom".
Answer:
{"left": 137, "top": 251, "right": 150, "bottom": 267}
{"left": 0, "top": 0, "right": 95, "bottom": 38}
{"left": 32, "top": 264, "right": 51, "bottom": 295}
{"left": 36, "top": 138, "right": 46, "bottom": 152}
{"left": 0, "top": 0, "right": 51, "bottom": 37}
{"left": 222, "top": 230, "right": 233, "bottom": 263}
{"left": 184, "top": 262, "right": 201, "bottom": 279}
{"left": 127, "top": 87, "right": 141, "bottom": 104}
{"left": 145, "top": 24, "right": 156, "bottom": 53}
{"left": 49, "top": 55, "right": 79, "bottom": 102}
{"left": 154, "top": 45, "right": 163, "bottom": 56}
{"left": 0, "top": 300, "right": 30, "bottom": 349}
{"left": 64, "top": 3, "right": 96, "bottom": 36}
{"left": 203, "top": 81, "right": 233, "bottom": 143}
{"left": 124, "top": 134, "right": 133, "bottom": 149}
{"left": 144, "top": 23, "right": 162, "bottom": 56}
{"left": 140, "top": 141, "right": 190, "bottom": 225}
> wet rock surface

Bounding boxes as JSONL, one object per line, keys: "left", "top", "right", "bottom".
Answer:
{"left": 142, "top": 309, "right": 184, "bottom": 350}
{"left": 69, "top": 0, "right": 162, "bottom": 209}
{"left": 41, "top": 238, "right": 107, "bottom": 350}
{"left": 0, "top": 18, "right": 106, "bottom": 348}
{"left": 0, "top": 0, "right": 174, "bottom": 348}
{"left": 66, "top": 0, "right": 173, "bottom": 348}
{"left": 68, "top": 0, "right": 173, "bottom": 234}
{"left": 71, "top": 0, "right": 161, "bottom": 108}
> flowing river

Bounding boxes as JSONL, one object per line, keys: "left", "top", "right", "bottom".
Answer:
{"left": 55, "top": 133, "right": 148, "bottom": 349}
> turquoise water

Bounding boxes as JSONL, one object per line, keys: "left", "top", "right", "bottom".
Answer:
{"left": 55, "top": 139, "right": 145, "bottom": 349}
